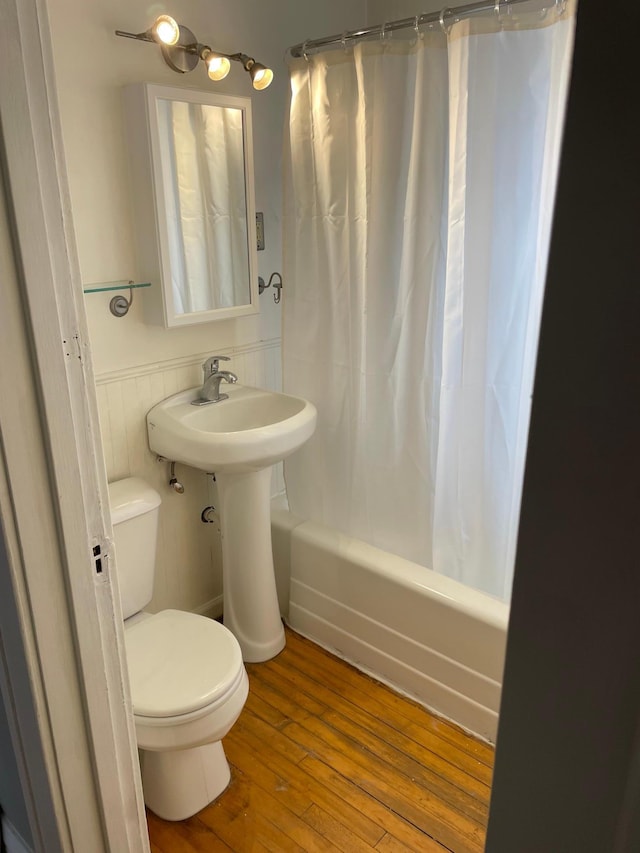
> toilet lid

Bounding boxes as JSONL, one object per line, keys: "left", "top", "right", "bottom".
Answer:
{"left": 124, "top": 610, "right": 244, "bottom": 718}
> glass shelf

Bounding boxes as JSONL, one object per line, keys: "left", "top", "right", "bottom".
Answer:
{"left": 83, "top": 280, "right": 151, "bottom": 294}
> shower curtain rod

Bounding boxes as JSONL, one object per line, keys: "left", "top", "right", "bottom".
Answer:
{"left": 288, "top": 0, "right": 560, "bottom": 58}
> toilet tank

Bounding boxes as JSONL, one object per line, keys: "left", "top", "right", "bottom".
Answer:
{"left": 108, "top": 478, "right": 161, "bottom": 619}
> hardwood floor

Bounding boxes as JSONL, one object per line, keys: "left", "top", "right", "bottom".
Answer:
{"left": 147, "top": 628, "right": 494, "bottom": 852}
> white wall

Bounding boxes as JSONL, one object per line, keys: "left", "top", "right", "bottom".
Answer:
{"left": 367, "top": 0, "right": 444, "bottom": 24}
{"left": 45, "top": 0, "right": 367, "bottom": 615}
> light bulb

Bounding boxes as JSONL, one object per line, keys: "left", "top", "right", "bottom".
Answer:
{"left": 250, "top": 65, "right": 273, "bottom": 91}
{"left": 206, "top": 55, "right": 231, "bottom": 81}
{"left": 151, "top": 15, "right": 180, "bottom": 46}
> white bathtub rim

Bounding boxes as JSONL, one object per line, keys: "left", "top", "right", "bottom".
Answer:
{"left": 290, "top": 517, "right": 510, "bottom": 632}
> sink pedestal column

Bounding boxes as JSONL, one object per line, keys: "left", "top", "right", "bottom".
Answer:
{"left": 216, "top": 467, "right": 285, "bottom": 663}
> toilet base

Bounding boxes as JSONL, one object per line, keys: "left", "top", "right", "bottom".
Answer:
{"left": 140, "top": 740, "right": 231, "bottom": 821}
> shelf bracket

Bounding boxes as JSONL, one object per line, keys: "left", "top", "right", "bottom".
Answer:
{"left": 109, "top": 285, "right": 134, "bottom": 317}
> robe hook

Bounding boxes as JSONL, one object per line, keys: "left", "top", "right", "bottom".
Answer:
{"left": 258, "top": 272, "right": 283, "bottom": 304}
{"left": 269, "top": 272, "right": 282, "bottom": 304}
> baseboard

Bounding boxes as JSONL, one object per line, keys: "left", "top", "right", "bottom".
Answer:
{"left": 192, "top": 595, "right": 223, "bottom": 621}
{"left": 1, "top": 816, "right": 32, "bottom": 853}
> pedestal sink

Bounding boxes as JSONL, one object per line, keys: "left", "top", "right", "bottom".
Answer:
{"left": 146, "top": 385, "right": 316, "bottom": 662}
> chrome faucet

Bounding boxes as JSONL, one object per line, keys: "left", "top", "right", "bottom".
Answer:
{"left": 191, "top": 355, "right": 238, "bottom": 406}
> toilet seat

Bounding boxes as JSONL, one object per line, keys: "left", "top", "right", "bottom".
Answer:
{"left": 125, "top": 609, "right": 244, "bottom": 719}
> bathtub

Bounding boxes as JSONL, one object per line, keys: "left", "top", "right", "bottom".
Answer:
{"left": 271, "top": 500, "right": 509, "bottom": 743}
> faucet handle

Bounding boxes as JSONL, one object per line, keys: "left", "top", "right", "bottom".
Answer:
{"left": 202, "top": 355, "right": 230, "bottom": 376}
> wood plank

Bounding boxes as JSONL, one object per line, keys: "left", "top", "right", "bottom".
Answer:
{"left": 147, "top": 810, "right": 232, "bottom": 852}
{"left": 300, "top": 755, "right": 448, "bottom": 852}
{"left": 280, "top": 632, "right": 495, "bottom": 770}
{"left": 284, "top": 718, "right": 485, "bottom": 853}
{"left": 301, "top": 803, "right": 378, "bottom": 853}
{"left": 197, "top": 769, "right": 303, "bottom": 852}
{"left": 375, "top": 831, "right": 443, "bottom": 852}
{"left": 321, "top": 708, "right": 490, "bottom": 820}
{"left": 229, "top": 713, "right": 386, "bottom": 846}
{"left": 247, "top": 663, "right": 328, "bottom": 719}
{"left": 252, "top": 653, "right": 492, "bottom": 799}
{"left": 224, "top": 731, "right": 314, "bottom": 817}
{"left": 198, "top": 766, "right": 337, "bottom": 852}
{"left": 233, "top": 707, "right": 309, "bottom": 766}
{"left": 237, "top": 704, "right": 431, "bottom": 849}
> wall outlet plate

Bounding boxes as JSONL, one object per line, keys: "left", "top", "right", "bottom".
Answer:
{"left": 256, "top": 212, "right": 265, "bottom": 251}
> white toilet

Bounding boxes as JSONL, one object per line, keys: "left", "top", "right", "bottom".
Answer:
{"left": 109, "top": 477, "right": 249, "bottom": 822}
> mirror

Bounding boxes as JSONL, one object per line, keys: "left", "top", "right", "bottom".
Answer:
{"left": 124, "top": 84, "right": 259, "bottom": 326}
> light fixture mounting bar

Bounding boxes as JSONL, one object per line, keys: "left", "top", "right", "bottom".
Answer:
{"left": 115, "top": 30, "right": 155, "bottom": 43}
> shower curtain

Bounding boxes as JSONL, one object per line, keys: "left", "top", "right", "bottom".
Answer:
{"left": 283, "top": 2, "right": 575, "bottom": 600}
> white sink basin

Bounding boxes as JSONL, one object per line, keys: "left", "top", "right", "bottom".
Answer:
{"left": 147, "top": 384, "right": 317, "bottom": 474}
{"left": 146, "top": 382, "right": 316, "bottom": 663}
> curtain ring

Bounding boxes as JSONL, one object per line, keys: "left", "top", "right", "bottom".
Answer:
{"left": 439, "top": 8, "right": 450, "bottom": 33}
{"left": 494, "top": 0, "right": 513, "bottom": 22}
{"left": 413, "top": 15, "right": 422, "bottom": 41}
{"left": 341, "top": 31, "right": 348, "bottom": 52}
{"left": 302, "top": 40, "right": 310, "bottom": 61}
{"left": 555, "top": 0, "right": 567, "bottom": 13}
{"left": 494, "top": 0, "right": 508, "bottom": 23}
{"left": 380, "top": 21, "right": 387, "bottom": 41}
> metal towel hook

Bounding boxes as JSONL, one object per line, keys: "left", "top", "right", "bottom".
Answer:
{"left": 258, "top": 272, "right": 283, "bottom": 304}
{"left": 268, "top": 272, "right": 283, "bottom": 304}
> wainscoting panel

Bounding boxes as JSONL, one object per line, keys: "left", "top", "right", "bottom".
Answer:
{"left": 95, "top": 340, "right": 281, "bottom": 616}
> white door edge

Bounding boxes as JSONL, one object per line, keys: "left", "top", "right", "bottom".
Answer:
{"left": 0, "top": 0, "right": 149, "bottom": 850}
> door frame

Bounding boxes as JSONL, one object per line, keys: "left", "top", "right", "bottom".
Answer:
{"left": 0, "top": 0, "right": 149, "bottom": 850}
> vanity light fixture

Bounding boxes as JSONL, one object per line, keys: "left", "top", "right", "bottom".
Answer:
{"left": 115, "top": 15, "right": 273, "bottom": 91}
{"left": 235, "top": 54, "right": 274, "bottom": 91}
